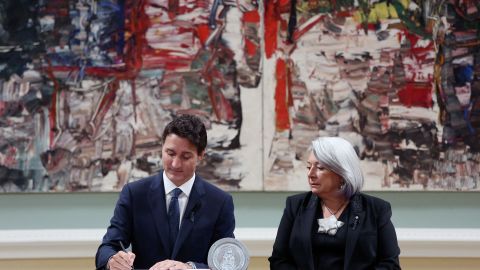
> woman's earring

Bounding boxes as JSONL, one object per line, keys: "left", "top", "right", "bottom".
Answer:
{"left": 339, "top": 181, "right": 345, "bottom": 190}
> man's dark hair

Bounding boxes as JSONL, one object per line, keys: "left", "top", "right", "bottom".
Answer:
{"left": 162, "top": 114, "right": 207, "bottom": 154}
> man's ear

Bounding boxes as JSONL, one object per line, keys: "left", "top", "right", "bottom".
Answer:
{"left": 198, "top": 150, "right": 206, "bottom": 161}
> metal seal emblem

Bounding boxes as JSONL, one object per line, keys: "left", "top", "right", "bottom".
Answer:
{"left": 207, "top": 238, "right": 249, "bottom": 270}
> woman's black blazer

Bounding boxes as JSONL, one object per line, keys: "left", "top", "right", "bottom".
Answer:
{"left": 269, "top": 192, "right": 401, "bottom": 270}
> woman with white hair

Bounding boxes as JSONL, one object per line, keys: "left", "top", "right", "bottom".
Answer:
{"left": 269, "top": 137, "right": 401, "bottom": 270}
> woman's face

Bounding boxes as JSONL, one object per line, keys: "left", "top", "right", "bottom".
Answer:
{"left": 307, "top": 151, "right": 343, "bottom": 197}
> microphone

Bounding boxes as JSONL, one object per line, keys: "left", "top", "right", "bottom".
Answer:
{"left": 189, "top": 202, "right": 202, "bottom": 223}
{"left": 352, "top": 215, "right": 359, "bottom": 230}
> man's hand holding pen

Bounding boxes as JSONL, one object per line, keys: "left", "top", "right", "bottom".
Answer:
{"left": 107, "top": 250, "right": 136, "bottom": 270}
{"left": 107, "top": 241, "right": 136, "bottom": 270}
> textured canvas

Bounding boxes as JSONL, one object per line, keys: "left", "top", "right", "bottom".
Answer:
{"left": 0, "top": 0, "right": 262, "bottom": 192}
{"left": 1, "top": 0, "right": 479, "bottom": 192}
{"left": 264, "top": 0, "right": 480, "bottom": 191}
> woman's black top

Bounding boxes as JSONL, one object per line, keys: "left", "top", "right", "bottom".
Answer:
{"left": 312, "top": 202, "right": 350, "bottom": 270}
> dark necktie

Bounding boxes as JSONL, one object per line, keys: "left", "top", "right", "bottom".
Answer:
{"left": 168, "top": 188, "right": 182, "bottom": 249}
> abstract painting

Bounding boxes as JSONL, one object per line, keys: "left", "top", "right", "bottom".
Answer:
{"left": 264, "top": 0, "right": 480, "bottom": 191}
{"left": 0, "top": 0, "right": 262, "bottom": 192}
{"left": 1, "top": 0, "right": 479, "bottom": 192}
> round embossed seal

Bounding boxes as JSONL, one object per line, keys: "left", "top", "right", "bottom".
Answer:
{"left": 207, "top": 238, "right": 249, "bottom": 270}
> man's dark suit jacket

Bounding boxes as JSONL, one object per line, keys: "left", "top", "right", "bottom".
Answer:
{"left": 269, "top": 192, "right": 401, "bottom": 270}
{"left": 95, "top": 172, "right": 235, "bottom": 269}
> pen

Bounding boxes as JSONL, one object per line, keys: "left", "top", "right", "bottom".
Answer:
{"left": 119, "top": 241, "right": 133, "bottom": 270}
{"left": 119, "top": 240, "right": 128, "bottom": 253}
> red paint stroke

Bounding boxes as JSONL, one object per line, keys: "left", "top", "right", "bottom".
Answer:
{"left": 398, "top": 30, "right": 434, "bottom": 63}
{"left": 127, "top": 0, "right": 148, "bottom": 76}
{"left": 245, "top": 39, "right": 257, "bottom": 56}
{"left": 168, "top": 0, "right": 180, "bottom": 17}
{"left": 41, "top": 0, "right": 69, "bottom": 17}
{"left": 244, "top": 10, "right": 260, "bottom": 57}
{"left": 264, "top": 0, "right": 278, "bottom": 58}
{"left": 335, "top": 10, "right": 354, "bottom": 17}
{"left": 277, "top": 0, "right": 291, "bottom": 11}
{"left": 90, "top": 80, "right": 119, "bottom": 136}
{"left": 244, "top": 10, "right": 260, "bottom": 23}
{"left": 292, "top": 15, "right": 326, "bottom": 42}
{"left": 44, "top": 66, "right": 133, "bottom": 79}
{"left": 275, "top": 58, "right": 291, "bottom": 131}
{"left": 142, "top": 57, "right": 193, "bottom": 70}
{"left": 196, "top": 24, "right": 211, "bottom": 46}
{"left": 287, "top": 62, "right": 293, "bottom": 108}
{"left": 201, "top": 48, "right": 235, "bottom": 122}
{"left": 206, "top": 69, "right": 234, "bottom": 122}
{"left": 215, "top": 88, "right": 234, "bottom": 121}
{"left": 397, "top": 82, "right": 432, "bottom": 108}
{"left": 44, "top": 59, "right": 62, "bottom": 148}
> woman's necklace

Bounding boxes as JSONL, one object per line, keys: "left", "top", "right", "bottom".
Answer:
{"left": 318, "top": 200, "right": 348, "bottom": 236}
{"left": 323, "top": 200, "right": 348, "bottom": 217}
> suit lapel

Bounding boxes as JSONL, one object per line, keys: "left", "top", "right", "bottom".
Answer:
{"left": 299, "top": 193, "right": 318, "bottom": 270}
{"left": 171, "top": 176, "right": 206, "bottom": 259}
{"left": 148, "top": 173, "right": 171, "bottom": 257}
{"left": 344, "top": 194, "right": 365, "bottom": 270}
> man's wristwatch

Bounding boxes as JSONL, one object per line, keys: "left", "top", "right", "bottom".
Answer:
{"left": 185, "top": 261, "right": 197, "bottom": 269}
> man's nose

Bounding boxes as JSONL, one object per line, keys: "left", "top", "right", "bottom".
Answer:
{"left": 171, "top": 157, "right": 182, "bottom": 168}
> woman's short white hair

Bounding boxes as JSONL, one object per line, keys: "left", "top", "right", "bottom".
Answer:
{"left": 311, "top": 136, "right": 364, "bottom": 198}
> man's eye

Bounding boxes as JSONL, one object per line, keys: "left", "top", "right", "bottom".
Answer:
{"left": 306, "top": 166, "right": 311, "bottom": 170}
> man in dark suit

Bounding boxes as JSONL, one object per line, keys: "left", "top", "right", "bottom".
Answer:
{"left": 96, "top": 114, "right": 235, "bottom": 270}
